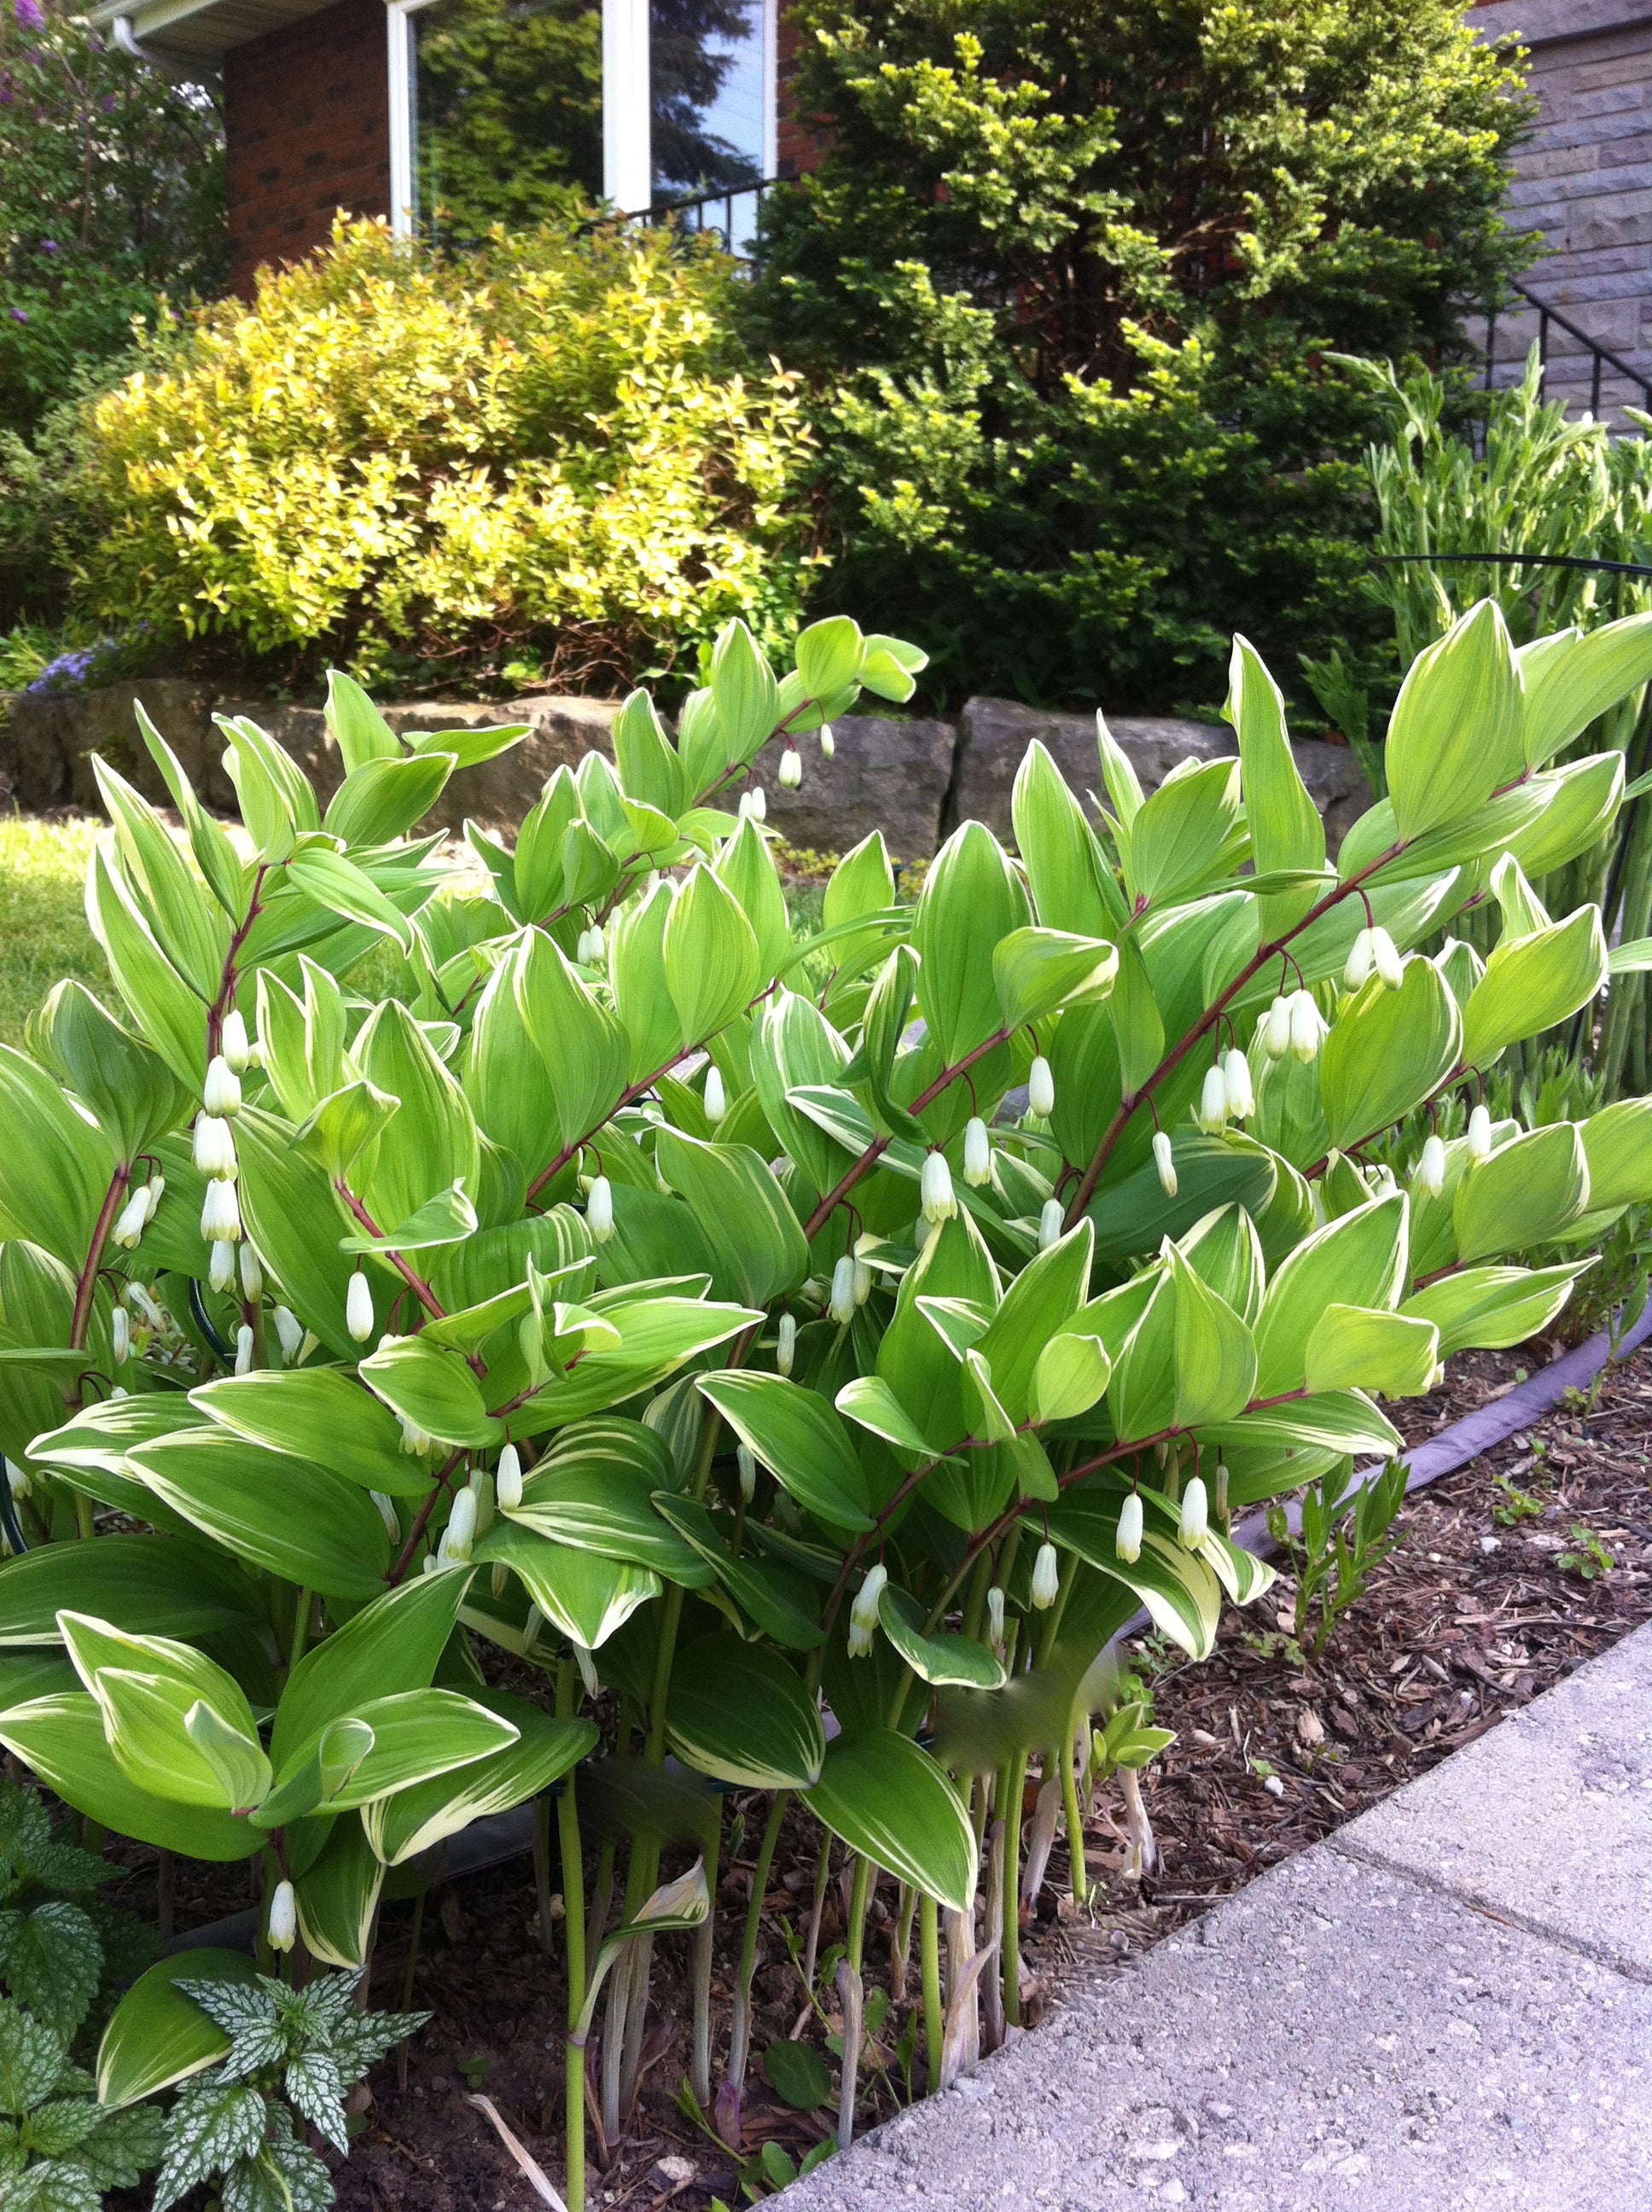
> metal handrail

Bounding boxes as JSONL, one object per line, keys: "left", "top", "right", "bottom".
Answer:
{"left": 1482, "top": 278, "right": 1652, "bottom": 417}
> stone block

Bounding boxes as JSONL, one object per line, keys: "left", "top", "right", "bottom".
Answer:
{"left": 952, "top": 696, "right": 1374, "bottom": 856}
{"left": 0, "top": 678, "right": 218, "bottom": 812}
{"left": 752, "top": 715, "right": 957, "bottom": 863}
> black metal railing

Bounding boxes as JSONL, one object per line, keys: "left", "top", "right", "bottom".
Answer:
{"left": 1481, "top": 278, "right": 1652, "bottom": 419}
{"left": 589, "top": 175, "right": 785, "bottom": 258}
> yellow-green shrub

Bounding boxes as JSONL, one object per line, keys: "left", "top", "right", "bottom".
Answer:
{"left": 72, "top": 218, "right": 818, "bottom": 684}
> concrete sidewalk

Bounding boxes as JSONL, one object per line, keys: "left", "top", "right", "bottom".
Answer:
{"left": 783, "top": 1625, "right": 1652, "bottom": 2211}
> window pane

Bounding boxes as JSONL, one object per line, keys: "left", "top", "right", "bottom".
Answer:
{"left": 650, "top": 0, "right": 765, "bottom": 205}
{"left": 411, "top": 0, "right": 603, "bottom": 242}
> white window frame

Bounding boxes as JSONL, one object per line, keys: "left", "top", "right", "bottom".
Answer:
{"left": 387, "top": 0, "right": 774, "bottom": 233}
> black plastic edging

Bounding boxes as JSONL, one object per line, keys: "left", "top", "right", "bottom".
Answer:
{"left": 164, "top": 1305, "right": 1652, "bottom": 1959}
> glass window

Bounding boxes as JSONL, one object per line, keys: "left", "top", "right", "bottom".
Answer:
{"left": 649, "top": 0, "right": 765, "bottom": 206}
{"left": 410, "top": 0, "right": 605, "bottom": 243}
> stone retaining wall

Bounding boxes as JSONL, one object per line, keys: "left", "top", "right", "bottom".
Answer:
{"left": 0, "top": 678, "right": 1375, "bottom": 860}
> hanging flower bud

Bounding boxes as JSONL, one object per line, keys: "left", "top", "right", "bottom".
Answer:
{"left": 208, "top": 1240, "right": 236, "bottom": 1293}
{"left": 853, "top": 1257, "right": 873, "bottom": 1306}
{"left": 268, "top": 1880, "right": 297, "bottom": 1953}
{"left": 1116, "top": 1491, "right": 1143, "bottom": 1563}
{"left": 221, "top": 1009, "right": 251, "bottom": 1073}
{"left": 829, "top": 1254, "right": 857, "bottom": 1325}
{"left": 1414, "top": 1132, "right": 1447, "bottom": 1200}
{"left": 586, "top": 1174, "right": 614, "bottom": 1243}
{"left": 1344, "top": 928, "right": 1374, "bottom": 992}
{"left": 850, "top": 1563, "right": 887, "bottom": 1643}
{"left": 778, "top": 746, "right": 802, "bottom": 790}
{"left": 422, "top": 1553, "right": 439, "bottom": 1576}
{"left": 398, "top": 1415, "right": 432, "bottom": 1457}
{"left": 201, "top": 1178, "right": 241, "bottom": 1243}
{"left": 235, "top": 1324, "right": 254, "bottom": 1376}
{"left": 703, "top": 1064, "right": 726, "bottom": 1124}
{"left": 818, "top": 724, "right": 835, "bottom": 760}
{"left": 371, "top": 1491, "right": 401, "bottom": 1540}
{"left": 346, "top": 1269, "right": 374, "bottom": 1343}
{"left": 238, "top": 1243, "right": 263, "bottom": 1301}
{"left": 1198, "top": 1063, "right": 1229, "bottom": 1133}
{"left": 1178, "top": 1475, "right": 1209, "bottom": 1549}
{"left": 1038, "top": 1196, "right": 1064, "bottom": 1250}
{"left": 1259, "top": 995, "right": 1289, "bottom": 1059}
{"left": 144, "top": 1173, "right": 165, "bottom": 1221}
{"left": 497, "top": 1443, "right": 523, "bottom": 1511}
{"left": 963, "top": 1115, "right": 991, "bottom": 1186}
{"left": 203, "top": 1055, "right": 241, "bottom": 1118}
{"left": 112, "top": 1307, "right": 130, "bottom": 1365}
{"left": 193, "top": 1113, "right": 237, "bottom": 1179}
{"left": 272, "top": 1305, "right": 303, "bottom": 1365}
{"left": 576, "top": 927, "right": 596, "bottom": 964}
{"left": 986, "top": 1583, "right": 1005, "bottom": 1652}
{"left": 1223, "top": 1048, "right": 1254, "bottom": 1121}
{"left": 445, "top": 1485, "right": 478, "bottom": 1561}
{"left": 128, "top": 1283, "right": 165, "bottom": 1332}
{"left": 920, "top": 1150, "right": 956, "bottom": 1225}
{"left": 739, "top": 785, "right": 767, "bottom": 823}
{"left": 777, "top": 1310, "right": 796, "bottom": 1377}
{"left": 245, "top": 1037, "right": 265, "bottom": 1070}
{"left": 1468, "top": 1103, "right": 1492, "bottom": 1161}
{"left": 1031, "top": 1540, "right": 1061, "bottom": 1610}
{"left": 1289, "top": 989, "right": 1326, "bottom": 1064}
{"left": 1152, "top": 1129, "right": 1178, "bottom": 1198}
{"left": 737, "top": 1444, "right": 757, "bottom": 1503}
{"left": 1371, "top": 926, "right": 1404, "bottom": 992}
{"left": 111, "top": 1189, "right": 149, "bottom": 1250}
{"left": 1027, "top": 1055, "right": 1056, "bottom": 1120}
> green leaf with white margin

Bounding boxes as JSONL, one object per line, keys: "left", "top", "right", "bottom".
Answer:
{"left": 98, "top": 1950, "right": 260, "bottom": 2108}
{"left": 1609, "top": 936, "right": 1652, "bottom": 975}
{"left": 0, "top": 1693, "right": 263, "bottom": 1860}
{"left": 85, "top": 838, "right": 208, "bottom": 1088}
{"left": 1385, "top": 599, "right": 1524, "bottom": 839}
{"left": 697, "top": 1371, "right": 873, "bottom": 1532}
{"left": 265, "top": 1688, "right": 518, "bottom": 1819}
{"left": 877, "top": 1583, "right": 1005, "bottom": 1690}
{"left": 715, "top": 813, "right": 793, "bottom": 981}
{"left": 0, "top": 1532, "right": 259, "bottom": 1647}
{"left": 991, "top": 928, "right": 1117, "bottom": 1031}
{"left": 1167, "top": 1242, "right": 1256, "bottom": 1429}
{"left": 805, "top": 1730, "right": 976, "bottom": 1913}
{"left": 1030, "top": 1331, "right": 1111, "bottom": 1423}
{"left": 1319, "top": 955, "right": 1462, "bottom": 1150}
{"left": 913, "top": 820, "right": 1032, "bottom": 1063}
{"left": 1503, "top": 751, "right": 1625, "bottom": 882}
{"left": 325, "top": 668, "right": 400, "bottom": 771}
{"left": 1011, "top": 738, "right": 1128, "bottom": 938}
{"left": 1201, "top": 1390, "right": 1403, "bottom": 1459}
{"left": 126, "top": 1429, "right": 393, "bottom": 1598}
{"left": 654, "top": 1127, "right": 808, "bottom": 1307}
{"left": 365, "top": 1688, "right": 596, "bottom": 1865}
{"left": 1400, "top": 1262, "right": 1590, "bottom": 1358}
{"left": 1463, "top": 905, "right": 1608, "bottom": 1068}
{"left": 970, "top": 1219, "right": 1094, "bottom": 1424}
{"left": 1579, "top": 1097, "right": 1652, "bottom": 1212}
{"left": 469, "top": 1522, "right": 660, "bottom": 1650}
{"left": 1453, "top": 1121, "right": 1591, "bottom": 1263}
{"left": 192, "top": 1367, "right": 431, "bottom": 1499}
{"left": 663, "top": 864, "right": 761, "bottom": 1051}
{"left": 270, "top": 1569, "right": 471, "bottom": 1774}
{"left": 665, "top": 1635, "right": 824, "bottom": 1789}
{"left": 234, "top": 1103, "right": 373, "bottom": 1359}
{"left": 1521, "top": 606, "right": 1652, "bottom": 765}
{"left": 750, "top": 988, "right": 857, "bottom": 1195}
{"left": 338, "top": 1180, "right": 477, "bottom": 1254}
{"left": 295, "top": 1813, "right": 384, "bottom": 1968}
{"left": 1226, "top": 633, "right": 1324, "bottom": 936}
{"left": 286, "top": 846, "right": 414, "bottom": 952}
{"left": 1124, "top": 757, "right": 1246, "bottom": 907}
{"left": 1251, "top": 1194, "right": 1409, "bottom": 1399}
{"left": 407, "top": 720, "right": 528, "bottom": 771}
{"left": 499, "top": 1451, "right": 712, "bottom": 1584}
{"left": 651, "top": 1493, "right": 824, "bottom": 1650}
{"left": 323, "top": 751, "right": 454, "bottom": 847}
{"left": 1303, "top": 1304, "right": 1440, "bottom": 1397}
{"left": 513, "top": 926, "right": 630, "bottom": 1155}
{"left": 359, "top": 1334, "right": 503, "bottom": 1449}
{"left": 835, "top": 1374, "right": 947, "bottom": 1459}
{"left": 0, "top": 1045, "right": 116, "bottom": 1270}
{"left": 960, "top": 1348, "right": 1017, "bottom": 1442}
{"left": 29, "top": 979, "right": 195, "bottom": 1170}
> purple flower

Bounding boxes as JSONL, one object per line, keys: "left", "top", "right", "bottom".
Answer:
{"left": 9, "top": 307, "right": 27, "bottom": 323}
{"left": 101, "top": 90, "right": 115, "bottom": 109}
{"left": 38, "top": 238, "right": 58, "bottom": 254}
{"left": 12, "top": 0, "right": 44, "bottom": 32}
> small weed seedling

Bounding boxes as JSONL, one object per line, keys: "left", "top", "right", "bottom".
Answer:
{"left": 1556, "top": 1524, "right": 1614, "bottom": 1580}
{"left": 1492, "top": 1471, "right": 1545, "bottom": 1526}
{"left": 1267, "top": 1460, "right": 1409, "bottom": 1663}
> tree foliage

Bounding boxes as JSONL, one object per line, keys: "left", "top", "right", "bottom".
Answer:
{"left": 746, "top": 0, "right": 1534, "bottom": 707}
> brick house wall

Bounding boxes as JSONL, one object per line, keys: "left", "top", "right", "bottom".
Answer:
{"left": 774, "top": 10, "right": 828, "bottom": 181}
{"left": 1470, "top": 0, "right": 1652, "bottom": 414}
{"left": 224, "top": 0, "right": 391, "bottom": 297}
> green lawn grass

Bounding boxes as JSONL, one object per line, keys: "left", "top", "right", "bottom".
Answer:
{"left": 0, "top": 813, "right": 107, "bottom": 1046}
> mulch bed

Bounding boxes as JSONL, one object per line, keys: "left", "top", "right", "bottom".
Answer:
{"left": 95, "top": 1342, "right": 1652, "bottom": 2211}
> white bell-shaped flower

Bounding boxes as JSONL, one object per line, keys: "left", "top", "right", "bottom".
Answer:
{"left": 1223, "top": 1048, "right": 1254, "bottom": 1121}
{"left": 853, "top": 1257, "right": 872, "bottom": 1307}
{"left": 220, "top": 1009, "right": 251, "bottom": 1073}
{"left": 346, "top": 1269, "right": 374, "bottom": 1343}
{"left": 1116, "top": 1491, "right": 1143, "bottom": 1563}
{"left": 208, "top": 1240, "right": 236, "bottom": 1293}
{"left": 112, "top": 1307, "right": 131, "bottom": 1365}
{"left": 111, "top": 1189, "right": 149, "bottom": 1251}
{"left": 1289, "top": 989, "right": 1326, "bottom": 1064}
{"left": 1027, "top": 1055, "right": 1056, "bottom": 1120}
{"left": 1343, "top": 928, "right": 1374, "bottom": 992}
{"left": 829, "top": 1254, "right": 857, "bottom": 1325}
{"left": 963, "top": 1115, "right": 991, "bottom": 1187}
{"left": 497, "top": 1443, "right": 523, "bottom": 1512}
{"left": 737, "top": 1444, "right": 757, "bottom": 1503}
{"left": 778, "top": 747, "right": 802, "bottom": 790}
{"left": 920, "top": 1150, "right": 957, "bottom": 1225}
{"left": 445, "top": 1485, "right": 478, "bottom": 1562}
{"left": 703, "top": 1065, "right": 727, "bottom": 1123}
{"left": 268, "top": 1879, "right": 297, "bottom": 1953}
{"left": 1198, "top": 1062, "right": 1229, "bottom": 1133}
{"left": 272, "top": 1305, "right": 304, "bottom": 1365}
{"left": 1030, "top": 1540, "right": 1061, "bottom": 1610}
{"left": 850, "top": 1562, "right": 887, "bottom": 1638}
{"left": 1371, "top": 926, "right": 1404, "bottom": 991}
{"left": 143, "top": 1173, "right": 165, "bottom": 1221}
{"left": 818, "top": 725, "right": 835, "bottom": 760}
{"left": 1178, "top": 1475, "right": 1209, "bottom": 1549}
{"left": 1152, "top": 1129, "right": 1178, "bottom": 1198}
{"left": 777, "top": 1310, "right": 796, "bottom": 1377}
{"left": 371, "top": 1491, "right": 402, "bottom": 1540}
{"left": 235, "top": 1324, "right": 254, "bottom": 1376}
{"left": 238, "top": 1243, "right": 263, "bottom": 1301}
{"left": 1414, "top": 1132, "right": 1446, "bottom": 1200}
{"left": 1263, "top": 993, "right": 1294, "bottom": 1058}
{"left": 739, "top": 785, "right": 767, "bottom": 823}
{"left": 203, "top": 1055, "right": 241, "bottom": 1118}
{"left": 986, "top": 1583, "right": 1005, "bottom": 1652}
{"left": 193, "top": 1114, "right": 237, "bottom": 1179}
{"left": 587, "top": 1174, "right": 614, "bottom": 1243}
{"left": 201, "top": 1178, "right": 241, "bottom": 1243}
{"left": 1038, "top": 1197, "right": 1064, "bottom": 1250}
{"left": 1468, "top": 1103, "right": 1492, "bottom": 1161}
